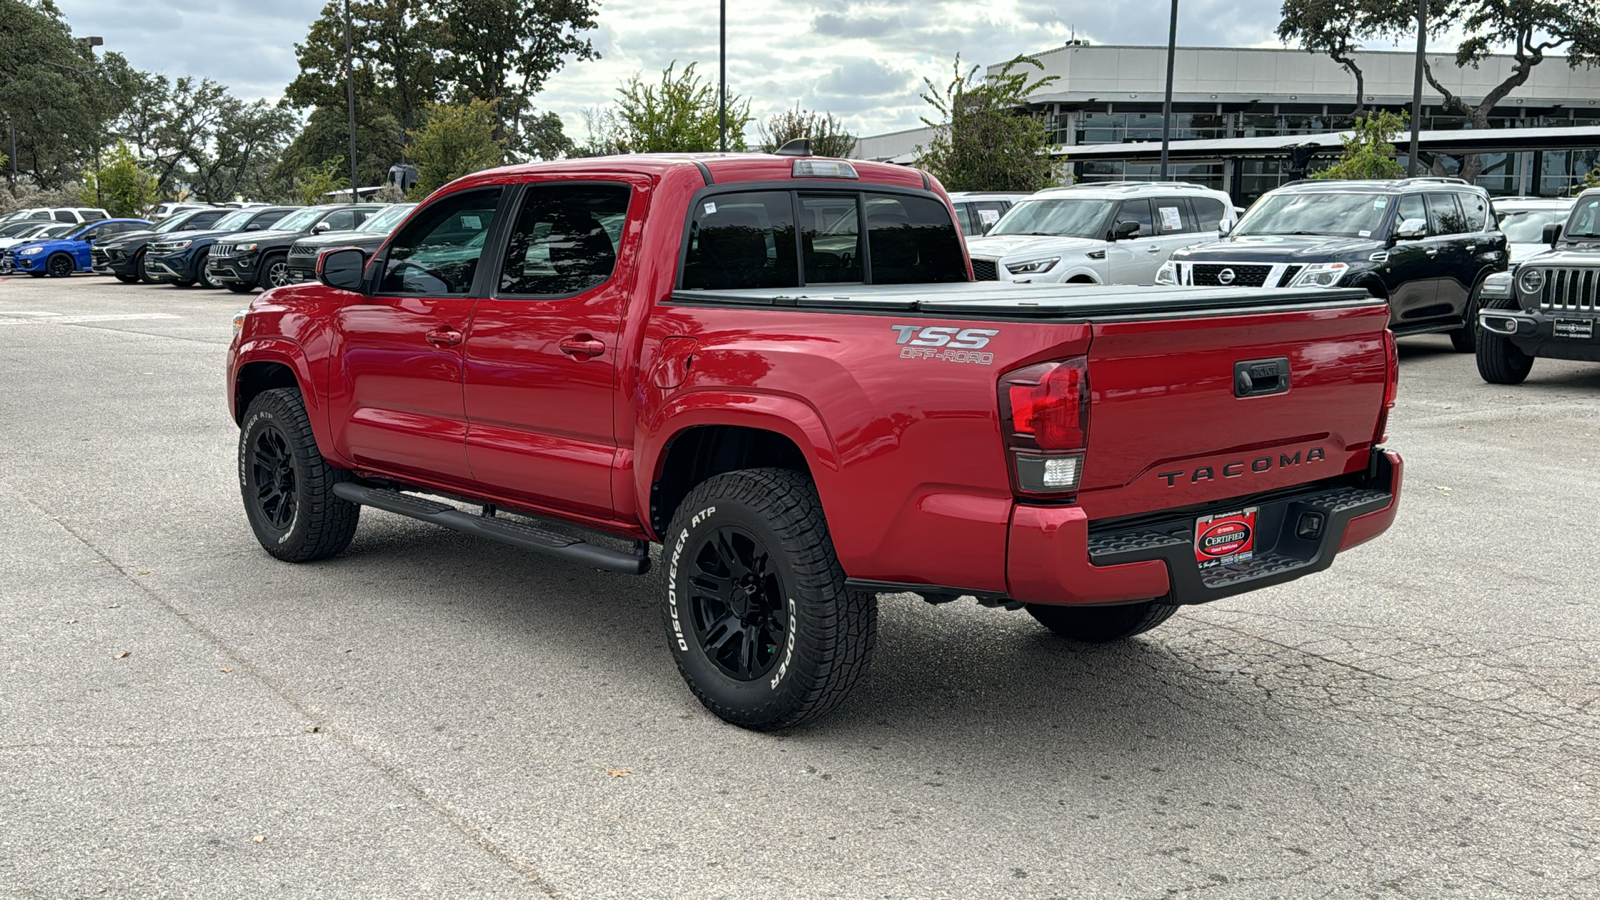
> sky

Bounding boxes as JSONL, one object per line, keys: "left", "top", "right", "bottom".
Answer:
{"left": 52, "top": 0, "right": 1436, "bottom": 142}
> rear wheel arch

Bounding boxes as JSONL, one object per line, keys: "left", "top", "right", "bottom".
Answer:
{"left": 650, "top": 424, "right": 812, "bottom": 538}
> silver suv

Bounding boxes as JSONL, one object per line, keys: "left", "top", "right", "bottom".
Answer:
{"left": 964, "top": 182, "right": 1237, "bottom": 285}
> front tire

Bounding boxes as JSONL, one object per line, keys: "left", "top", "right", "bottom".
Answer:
{"left": 1475, "top": 296, "right": 1534, "bottom": 385}
{"left": 662, "top": 468, "right": 876, "bottom": 730}
{"left": 195, "top": 250, "right": 222, "bottom": 289}
{"left": 226, "top": 282, "right": 255, "bottom": 294}
{"left": 239, "top": 388, "right": 360, "bottom": 562}
{"left": 136, "top": 250, "right": 157, "bottom": 284}
{"left": 1026, "top": 600, "right": 1177, "bottom": 643}
{"left": 258, "top": 253, "right": 290, "bottom": 290}
{"left": 1450, "top": 277, "right": 1489, "bottom": 352}
{"left": 46, "top": 253, "right": 75, "bottom": 277}
{"left": 114, "top": 273, "right": 140, "bottom": 284}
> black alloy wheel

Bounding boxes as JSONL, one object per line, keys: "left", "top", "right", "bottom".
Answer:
{"left": 238, "top": 388, "right": 360, "bottom": 561}
{"left": 250, "top": 423, "right": 298, "bottom": 532}
{"left": 47, "top": 253, "right": 74, "bottom": 278}
{"left": 688, "top": 526, "right": 789, "bottom": 681}
{"left": 260, "top": 255, "right": 291, "bottom": 290}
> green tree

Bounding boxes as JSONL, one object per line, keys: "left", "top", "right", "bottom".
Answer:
{"left": 1313, "top": 110, "right": 1407, "bottom": 180}
{"left": 757, "top": 106, "right": 857, "bottom": 157}
{"left": 0, "top": 0, "right": 139, "bottom": 190}
{"left": 79, "top": 140, "right": 157, "bottom": 216}
{"left": 1277, "top": 0, "right": 1388, "bottom": 118}
{"left": 407, "top": 98, "right": 506, "bottom": 197}
{"left": 290, "top": 160, "right": 349, "bottom": 205}
{"left": 916, "top": 55, "right": 1059, "bottom": 192}
{"left": 583, "top": 61, "right": 751, "bottom": 155}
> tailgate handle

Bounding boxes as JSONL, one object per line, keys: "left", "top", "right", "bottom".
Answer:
{"left": 1234, "top": 357, "right": 1290, "bottom": 398}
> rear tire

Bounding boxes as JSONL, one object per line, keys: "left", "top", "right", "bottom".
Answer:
{"left": 1026, "top": 600, "right": 1178, "bottom": 643}
{"left": 1475, "top": 296, "right": 1534, "bottom": 385}
{"left": 239, "top": 388, "right": 361, "bottom": 562}
{"left": 662, "top": 468, "right": 876, "bottom": 730}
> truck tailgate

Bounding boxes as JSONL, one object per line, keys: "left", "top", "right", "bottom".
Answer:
{"left": 1077, "top": 300, "right": 1391, "bottom": 521}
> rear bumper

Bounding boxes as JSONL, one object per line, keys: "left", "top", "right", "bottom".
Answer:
{"left": 1008, "top": 450, "right": 1403, "bottom": 606}
{"left": 1479, "top": 307, "right": 1600, "bottom": 362}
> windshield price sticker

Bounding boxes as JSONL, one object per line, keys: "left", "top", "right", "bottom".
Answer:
{"left": 1195, "top": 507, "right": 1258, "bottom": 569}
{"left": 1554, "top": 318, "right": 1595, "bottom": 340}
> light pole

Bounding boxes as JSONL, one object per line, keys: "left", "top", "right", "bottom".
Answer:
{"left": 81, "top": 36, "right": 105, "bottom": 206}
{"left": 344, "top": 0, "right": 360, "bottom": 201}
{"left": 1159, "top": 0, "right": 1178, "bottom": 179}
{"left": 1407, "top": 0, "right": 1426, "bottom": 176}
{"left": 718, "top": 0, "right": 727, "bottom": 153}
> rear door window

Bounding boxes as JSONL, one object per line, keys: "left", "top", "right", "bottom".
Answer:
{"left": 54, "top": 211, "right": 76, "bottom": 223}
{"left": 497, "top": 183, "right": 630, "bottom": 297}
{"left": 1426, "top": 193, "right": 1468, "bottom": 235}
{"left": 681, "top": 192, "right": 799, "bottom": 290}
{"left": 321, "top": 210, "right": 357, "bottom": 232}
{"left": 863, "top": 193, "right": 965, "bottom": 284}
{"left": 1152, "top": 198, "right": 1194, "bottom": 234}
{"left": 1456, "top": 193, "right": 1490, "bottom": 231}
{"left": 973, "top": 201, "right": 1010, "bottom": 233}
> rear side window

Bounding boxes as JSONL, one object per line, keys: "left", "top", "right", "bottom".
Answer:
{"left": 1457, "top": 193, "right": 1490, "bottom": 230}
{"left": 498, "top": 183, "right": 630, "bottom": 296}
{"left": 681, "top": 192, "right": 799, "bottom": 290}
{"left": 1191, "top": 197, "right": 1226, "bottom": 231}
{"left": 379, "top": 187, "right": 502, "bottom": 295}
{"left": 864, "top": 193, "right": 965, "bottom": 284}
{"left": 322, "top": 210, "right": 357, "bottom": 232}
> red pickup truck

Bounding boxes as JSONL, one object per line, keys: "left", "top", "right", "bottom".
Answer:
{"left": 227, "top": 152, "right": 1403, "bottom": 730}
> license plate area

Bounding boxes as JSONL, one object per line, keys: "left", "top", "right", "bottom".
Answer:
{"left": 1553, "top": 318, "right": 1594, "bottom": 340}
{"left": 1195, "top": 507, "right": 1257, "bottom": 569}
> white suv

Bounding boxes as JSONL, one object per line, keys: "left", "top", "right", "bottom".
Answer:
{"left": 965, "top": 182, "right": 1237, "bottom": 285}
{"left": 1, "top": 207, "right": 110, "bottom": 226}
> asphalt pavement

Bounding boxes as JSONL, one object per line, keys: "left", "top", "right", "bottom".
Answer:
{"left": 1, "top": 274, "right": 1596, "bottom": 899}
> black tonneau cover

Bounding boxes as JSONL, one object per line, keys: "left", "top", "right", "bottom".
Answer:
{"left": 671, "top": 283, "right": 1377, "bottom": 320}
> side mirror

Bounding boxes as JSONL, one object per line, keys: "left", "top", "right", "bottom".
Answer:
{"left": 1544, "top": 222, "right": 1563, "bottom": 247}
{"left": 247, "top": 224, "right": 264, "bottom": 231}
{"left": 314, "top": 221, "right": 333, "bottom": 234}
{"left": 1394, "top": 217, "right": 1428, "bottom": 241}
{"left": 1112, "top": 220, "right": 1141, "bottom": 241}
{"left": 317, "top": 247, "right": 367, "bottom": 292}
{"left": 1217, "top": 220, "right": 1232, "bottom": 236}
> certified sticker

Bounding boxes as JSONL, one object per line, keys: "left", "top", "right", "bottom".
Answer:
{"left": 1195, "top": 507, "right": 1257, "bottom": 569}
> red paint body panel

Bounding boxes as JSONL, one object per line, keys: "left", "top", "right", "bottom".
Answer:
{"left": 227, "top": 153, "right": 1401, "bottom": 606}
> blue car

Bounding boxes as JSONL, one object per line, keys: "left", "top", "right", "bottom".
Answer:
{"left": 7, "top": 218, "right": 153, "bottom": 277}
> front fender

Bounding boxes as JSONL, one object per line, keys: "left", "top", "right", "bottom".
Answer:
{"left": 231, "top": 336, "right": 349, "bottom": 469}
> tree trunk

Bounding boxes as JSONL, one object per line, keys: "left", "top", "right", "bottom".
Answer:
{"left": 1332, "top": 51, "right": 1365, "bottom": 121}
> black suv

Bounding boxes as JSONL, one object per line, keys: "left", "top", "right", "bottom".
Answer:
{"left": 1474, "top": 188, "right": 1600, "bottom": 384}
{"left": 208, "top": 204, "right": 384, "bottom": 293}
{"left": 145, "top": 206, "right": 300, "bottom": 288}
{"left": 1160, "top": 177, "right": 1506, "bottom": 351}
{"left": 92, "top": 207, "right": 234, "bottom": 284}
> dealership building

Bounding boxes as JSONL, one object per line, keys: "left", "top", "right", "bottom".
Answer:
{"left": 856, "top": 44, "right": 1600, "bottom": 203}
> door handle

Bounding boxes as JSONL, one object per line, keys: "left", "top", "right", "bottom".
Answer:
{"left": 1425, "top": 248, "right": 1438, "bottom": 256}
{"left": 559, "top": 336, "right": 606, "bottom": 359}
{"left": 1146, "top": 245, "right": 1162, "bottom": 252}
{"left": 425, "top": 327, "right": 463, "bottom": 347}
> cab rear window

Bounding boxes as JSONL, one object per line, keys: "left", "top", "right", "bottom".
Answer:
{"left": 681, "top": 189, "right": 966, "bottom": 289}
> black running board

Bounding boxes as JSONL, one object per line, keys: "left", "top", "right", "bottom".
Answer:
{"left": 332, "top": 483, "right": 650, "bottom": 575}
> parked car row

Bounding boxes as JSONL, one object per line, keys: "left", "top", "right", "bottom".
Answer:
{"left": 3, "top": 202, "right": 419, "bottom": 295}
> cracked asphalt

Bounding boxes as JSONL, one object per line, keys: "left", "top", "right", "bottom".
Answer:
{"left": 2, "top": 274, "right": 1596, "bottom": 899}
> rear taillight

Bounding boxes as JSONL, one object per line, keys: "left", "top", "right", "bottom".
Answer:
{"left": 999, "top": 358, "right": 1090, "bottom": 497}
{"left": 1375, "top": 329, "right": 1399, "bottom": 444}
